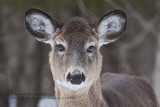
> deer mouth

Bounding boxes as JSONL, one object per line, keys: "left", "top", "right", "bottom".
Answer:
{"left": 56, "top": 69, "right": 91, "bottom": 92}
{"left": 56, "top": 79, "right": 92, "bottom": 92}
{"left": 67, "top": 72, "right": 85, "bottom": 85}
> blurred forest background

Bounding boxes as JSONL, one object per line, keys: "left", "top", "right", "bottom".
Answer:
{"left": 0, "top": 0, "right": 160, "bottom": 107}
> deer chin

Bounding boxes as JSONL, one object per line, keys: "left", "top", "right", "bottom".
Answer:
{"left": 56, "top": 80, "right": 92, "bottom": 92}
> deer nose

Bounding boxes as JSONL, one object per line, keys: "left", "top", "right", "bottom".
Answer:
{"left": 67, "top": 71, "right": 85, "bottom": 85}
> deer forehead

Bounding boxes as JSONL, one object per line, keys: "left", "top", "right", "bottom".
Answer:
{"left": 55, "top": 18, "right": 97, "bottom": 47}
{"left": 55, "top": 37, "right": 96, "bottom": 51}
{"left": 62, "top": 17, "right": 91, "bottom": 32}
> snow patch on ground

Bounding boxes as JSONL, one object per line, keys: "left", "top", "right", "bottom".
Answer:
{"left": 38, "top": 99, "right": 58, "bottom": 107}
{"left": 9, "top": 96, "right": 58, "bottom": 107}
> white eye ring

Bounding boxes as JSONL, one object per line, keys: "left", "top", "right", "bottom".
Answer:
{"left": 56, "top": 44, "right": 65, "bottom": 52}
{"left": 85, "top": 41, "right": 96, "bottom": 56}
{"left": 56, "top": 44, "right": 65, "bottom": 56}
{"left": 55, "top": 39, "right": 67, "bottom": 56}
{"left": 87, "top": 46, "right": 95, "bottom": 53}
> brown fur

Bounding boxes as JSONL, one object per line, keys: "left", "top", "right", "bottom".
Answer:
{"left": 49, "top": 18, "right": 159, "bottom": 107}
{"left": 101, "top": 73, "right": 159, "bottom": 107}
{"left": 25, "top": 9, "right": 159, "bottom": 107}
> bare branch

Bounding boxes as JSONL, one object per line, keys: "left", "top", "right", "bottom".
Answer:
{"left": 0, "top": 32, "right": 27, "bottom": 42}
{"left": 76, "top": 0, "right": 96, "bottom": 20}
{"left": 105, "top": 0, "right": 159, "bottom": 38}
{"left": 122, "top": 14, "right": 159, "bottom": 49}
{"left": 104, "top": 0, "right": 123, "bottom": 10}
{"left": 122, "top": 0, "right": 159, "bottom": 37}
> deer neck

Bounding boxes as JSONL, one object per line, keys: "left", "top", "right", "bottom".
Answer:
{"left": 54, "top": 78, "right": 108, "bottom": 107}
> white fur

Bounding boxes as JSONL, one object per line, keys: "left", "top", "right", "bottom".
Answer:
{"left": 98, "top": 37, "right": 117, "bottom": 47}
{"left": 56, "top": 39, "right": 67, "bottom": 46}
{"left": 97, "top": 15, "right": 125, "bottom": 36}
{"left": 85, "top": 41, "right": 96, "bottom": 56}
{"left": 96, "top": 15, "right": 125, "bottom": 47}
{"left": 56, "top": 80, "right": 92, "bottom": 92}
{"left": 57, "top": 66, "right": 90, "bottom": 92}
{"left": 26, "top": 14, "right": 54, "bottom": 35}
{"left": 65, "top": 66, "right": 85, "bottom": 78}
{"left": 56, "top": 39, "right": 67, "bottom": 55}
{"left": 85, "top": 41, "right": 95, "bottom": 49}
{"left": 37, "top": 28, "right": 60, "bottom": 47}
{"left": 26, "top": 14, "right": 60, "bottom": 47}
{"left": 37, "top": 38, "right": 54, "bottom": 47}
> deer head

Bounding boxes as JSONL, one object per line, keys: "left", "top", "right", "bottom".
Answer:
{"left": 25, "top": 9, "right": 127, "bottom": 92}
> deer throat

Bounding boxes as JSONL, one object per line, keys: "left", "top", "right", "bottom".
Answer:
{"left": 54, "top": 78, "right": 108, "bottom": 107}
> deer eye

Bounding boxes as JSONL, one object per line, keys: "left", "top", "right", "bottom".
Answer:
{"left": 87, "top": 46, "right": 95, "bottom": 53}
{"left": 56, "top": 44, "right": 65, "bottom": 51}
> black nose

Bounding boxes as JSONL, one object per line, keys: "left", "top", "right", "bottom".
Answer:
{"left": 67, "top": 72, "right": 85, "bottom": 85}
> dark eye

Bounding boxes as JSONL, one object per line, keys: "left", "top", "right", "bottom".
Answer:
{"left": 87, "top": 46, "right": 95, "bottom": 53}
{"left": 56, "top": 44, "right": 65, "bottom": 51}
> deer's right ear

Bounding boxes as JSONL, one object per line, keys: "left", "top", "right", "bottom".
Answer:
{"left": 25, "top": 9, "right": 60, "bottom": 47}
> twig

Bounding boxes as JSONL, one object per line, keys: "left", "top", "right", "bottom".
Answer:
{"left": 122, "top": 14, "right": 159, "bottom": 49}
{"left": 76, "top": 0, "right": 96, "bottom": 20}
{"left": 0, "top": 32, "right": 27, "bottom": 42}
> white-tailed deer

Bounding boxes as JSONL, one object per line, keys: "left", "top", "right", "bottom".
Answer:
{"left": 25, "top": 8, "right": 159, "bottom": 107}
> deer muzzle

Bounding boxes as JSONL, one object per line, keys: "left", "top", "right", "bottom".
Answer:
{"left": 67, "top": 71, "right": 85, "bottom": 85}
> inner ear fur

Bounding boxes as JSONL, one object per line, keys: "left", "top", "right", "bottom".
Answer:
{"left": 92, "top": 10, "right": 127, "bottom": 46}
{"left": 93, "top": 10, "right": 127, "bottom": 36}
{"left": 25, "top": 8, "right": 61, "bottom": 41}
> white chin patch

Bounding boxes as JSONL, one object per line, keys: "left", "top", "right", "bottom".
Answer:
{"left": 56, "top": 80, "right": 92, "bottom": 92}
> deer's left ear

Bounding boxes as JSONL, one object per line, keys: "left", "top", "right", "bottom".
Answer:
{"left": 93, "top": 10, "right": 127, "bottom": 47}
